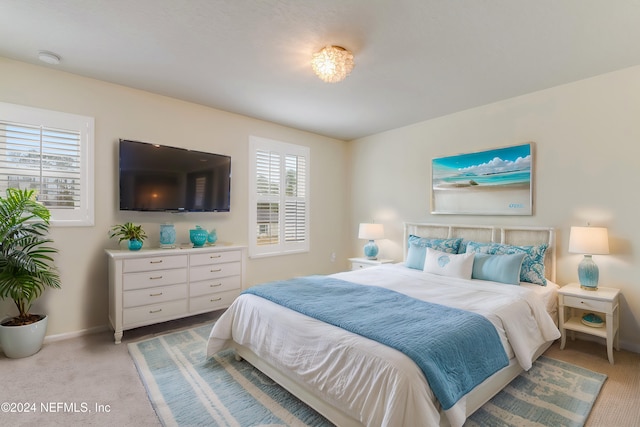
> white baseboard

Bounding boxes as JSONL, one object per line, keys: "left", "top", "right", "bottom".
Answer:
{"left": 0, "top": 325, "right": 108, "bottom": 353}
{"left": 43, "top": 325, "right": 109, "bottom": 343}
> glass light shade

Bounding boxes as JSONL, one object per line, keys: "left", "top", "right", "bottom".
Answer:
{"left": 569, "top": 226, "right": 609, "bottom": 290}
{"left": 311, "top": 45, "right": 354, "bottom": 83}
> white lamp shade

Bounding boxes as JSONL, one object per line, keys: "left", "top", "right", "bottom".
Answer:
{"left": 358, "top": 223, "right": 384, "bottom": 240}
{"left": 568, "top": 226, "right": 609, "bottom": 255}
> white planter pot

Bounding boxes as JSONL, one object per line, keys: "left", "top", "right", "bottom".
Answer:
{"left": 0, "top": 315, "right": 48, "bottom": 358}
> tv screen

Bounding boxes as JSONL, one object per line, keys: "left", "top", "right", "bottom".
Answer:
{"left": 119, "top": 139, "right": 231, "bottom": 212}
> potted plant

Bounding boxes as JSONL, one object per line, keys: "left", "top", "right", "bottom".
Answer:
{"left": 0, "top": 188, "right": 61, "bottom": 358}
{"left": 109, "top": 222, "right": 147, "bottom": 250}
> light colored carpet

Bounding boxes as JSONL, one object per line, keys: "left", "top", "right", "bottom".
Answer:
{"left": 129, "top": 323, "right": 605, "bottom": 427}
{"left": 0, "top": 312, "right": 637, "bottom": 427}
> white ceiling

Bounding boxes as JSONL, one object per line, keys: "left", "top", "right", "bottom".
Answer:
{"left": 2, "top": 1, "right": 640, "bottom": 141}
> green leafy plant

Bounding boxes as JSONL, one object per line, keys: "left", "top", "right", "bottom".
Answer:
{"left": 109, "top": 222, "right": 147, "bottom": 244}
{"left": 0, "top": 188, "right": 61, "bottom": 326}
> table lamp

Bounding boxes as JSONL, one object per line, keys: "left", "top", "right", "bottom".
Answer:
{"left": 358, "top": 223, "right": 384, "bottom": 260}
{"left": 568, "top": 226, "right": 609, "bottom": 290}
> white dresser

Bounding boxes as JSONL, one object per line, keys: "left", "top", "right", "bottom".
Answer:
{"left": 106, "top": 245, "right": 246, "bottom": 343}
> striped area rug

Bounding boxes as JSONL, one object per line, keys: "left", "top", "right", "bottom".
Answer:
{"left": 129, "top": 323, "right": 606, "bottom": 427}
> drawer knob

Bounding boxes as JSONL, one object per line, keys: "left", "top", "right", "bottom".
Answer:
{"left": 150, "top": 292, "right": 163, "bottom": 297}
{"left": 149, "top": 276, "right": 163, "bottom": 280}
{"left": 210, "top": 268, "right": 222, "bottom": 272}
{"left": 210, "top": 297, "right": 222, "bottom": 302}
{"left": 210, "top": 255, "right": 222, "bottom": 259}
{"left": 210, "top": 283, "right": 222, "bottom": 287}
{"left": 149, "top": 260, "right": 163, "bottom": 264}
{"left": 149, "top": 308, "right": 162, "bottom": 314}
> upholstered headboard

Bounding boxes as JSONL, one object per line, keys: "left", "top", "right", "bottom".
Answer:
{"left": 403, "top": 223, "right": 556, "bottom": 282}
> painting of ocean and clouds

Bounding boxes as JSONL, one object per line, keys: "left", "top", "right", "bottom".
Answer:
{"left": 431, "top": 143, "right": 532, "bottom": 215}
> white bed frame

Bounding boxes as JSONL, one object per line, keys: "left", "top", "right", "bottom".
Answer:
{"left": 234, "top": 223, "right": 557, "bottom": 427}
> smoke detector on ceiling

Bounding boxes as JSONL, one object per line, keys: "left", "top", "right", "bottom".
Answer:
{"left": 38, "top": 51, "right": 61, "bottom": 65}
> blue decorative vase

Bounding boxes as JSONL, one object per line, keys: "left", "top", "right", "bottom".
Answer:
{"left": 159, "top": 223, "right": 176, "bottom": 248}
{"left": 128, "top": 239, "right": 143, "bottom": 251}
{"left": 363, "top": 240, "right": 379, "bottom": 259}
{"left": 190, "top": 226, "right": 208, "bottom": 248}
{"left": 207, "top": 228, "right": 218, "bottom": 245}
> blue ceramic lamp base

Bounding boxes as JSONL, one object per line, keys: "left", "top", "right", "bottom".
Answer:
{"left": 363, "top": 240, "right": 379, "bottom": 260}
{"left": 578, "top": 254, "right": 599, "bottom": 291}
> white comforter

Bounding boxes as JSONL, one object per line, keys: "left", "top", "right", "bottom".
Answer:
{"left": 207, "top": 264, "right": 560, "bottom": 427}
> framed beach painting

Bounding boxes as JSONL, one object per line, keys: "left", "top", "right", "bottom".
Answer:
{"left": 431, "top": 143, "right": 533, "bottom": 215}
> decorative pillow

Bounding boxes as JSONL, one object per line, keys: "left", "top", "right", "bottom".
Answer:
{"left": 472, "top": 253, "right": 526, "bottom": 285}
{"left": 423, "top": 248, "right": 475, "bottom": 279}
{"left": 405, "top": 236, "right": 463, "bottom": 270}
{"left": 465, "top": 241, "right": 548, "bottom": 286}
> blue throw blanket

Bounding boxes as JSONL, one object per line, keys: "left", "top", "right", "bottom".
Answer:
{"left": 243, "top": 276, "right": 509, "bottom": 410}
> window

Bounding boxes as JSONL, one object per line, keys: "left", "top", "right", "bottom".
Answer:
{"left": 0, "top": 102, "right": 95, "bottom": 226}
{"left": 249, "top": 136, "right": 309, "bottom": 257}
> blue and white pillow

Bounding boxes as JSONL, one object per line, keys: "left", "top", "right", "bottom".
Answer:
{"left": 472, "top": 253, "right": 526, "bottom": 285}
{"left": 405, "top": 236, "right": 463, "bottom": 270}
{"left": 424, "top": 248, "right": 475, "bottom": 279}
{"left": 465, "top": 241, "right": 548, "bottom": 286}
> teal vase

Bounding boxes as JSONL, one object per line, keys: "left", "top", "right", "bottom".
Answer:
{"left": 207, "top": 228, "right": 218, "bottom": 245}
{"left": 128, "top": 239, "right": 143, "bottom": 251}
{"left": 159, "top": 223, "right": 176, "bottom": 248}
{"left": 190, "top": 226, "right": 208, "bottom": 248}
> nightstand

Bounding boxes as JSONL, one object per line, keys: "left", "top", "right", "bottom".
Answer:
{"left": 558, "top": 283, "right": 620, "bottom": 364}
{"left": 348, "top": 257, "right": 394, "bottom": 271}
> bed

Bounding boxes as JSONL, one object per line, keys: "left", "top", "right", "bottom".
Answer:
{"left": 206, "top": 223, "right": 561, "bottom": 426}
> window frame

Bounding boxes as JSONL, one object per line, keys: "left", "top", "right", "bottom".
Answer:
{"left": 0, "top": 102, "right": 95, "bottom": 226}
{"left": 249, "top": 136, "right": 310, "bottom": 258}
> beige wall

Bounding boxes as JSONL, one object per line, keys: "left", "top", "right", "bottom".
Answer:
{"left": 348, "top": 65, "right": 640, "bottom": 352}
{"left": 0, "top": 57, "right": 350, "bottom": 338}
{"left": 2, "top": 56, "right": 639, "bottom": 354}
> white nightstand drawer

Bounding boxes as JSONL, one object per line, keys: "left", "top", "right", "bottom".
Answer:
{"left": 351, "top": 262, "right": 371, "bottom": 270}
{"left": 190, "top": 262, "right": 241, "bottom": 281}
{"left": 190, "top": 276, "right": 241, "bottom": 297}
{"left": 124, "top": 255, "right": 188, "bottom": 273}
{"left": 190, "top": 289, "right": 240, "bottom": 313}
{"left": 123, "top": 283, "right": 187, "bottom": 308}
{"left": 190, "top": 250, "right": 241, "bottom": 266}
{"left": 563, "top": 295, "right": 611, "bottom": 313}
{"left": 123, "top": 268, "right": 187, "bottom": 291}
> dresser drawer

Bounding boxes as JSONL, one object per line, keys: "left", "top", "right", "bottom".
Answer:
{"left": 190, "top": 262, "right": 241, "bottom": 282}
{"left": 124, "top": 255, "right": 188, "bottom": 273}
{"left": 123, "top": 299, "right": 188, "bottom": 326}
{"left": 123, "top": 268, "right": 187, "bottom": 291}
{"left": 123, "top": 283, "right": 187, "bottom": 308}
{"left": 563, "top": 295, "right": 612, "bottom": 313}
{"left": 190, "top": 276, "right": 241, "bottom": 297}
{"left": 190, "top": 250, "right": 241, "bottom": 266}
{"left": 190, "top": 289, "right": 240, "bottom": 313}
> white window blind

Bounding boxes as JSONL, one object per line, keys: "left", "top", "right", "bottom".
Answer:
{"left": 0, "top": 102, "right": 95, "bottom": 226}
{"left": 249, "top": 136, "right": 309, "bottom": 257}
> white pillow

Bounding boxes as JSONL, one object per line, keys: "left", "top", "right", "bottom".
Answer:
{"left": 423, "top": 248, "right": 474, "bottom": 279}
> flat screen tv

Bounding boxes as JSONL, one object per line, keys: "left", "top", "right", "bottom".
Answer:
{"left": 119, "top": 139, "right": 231, "bottom": 212}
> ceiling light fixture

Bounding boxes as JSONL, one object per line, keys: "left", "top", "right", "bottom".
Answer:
{"left": 311, "top": 45, "right": 354, "bottom": 83}
{"left": 38, "top": 51, "right": 61, "bottom": 65}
